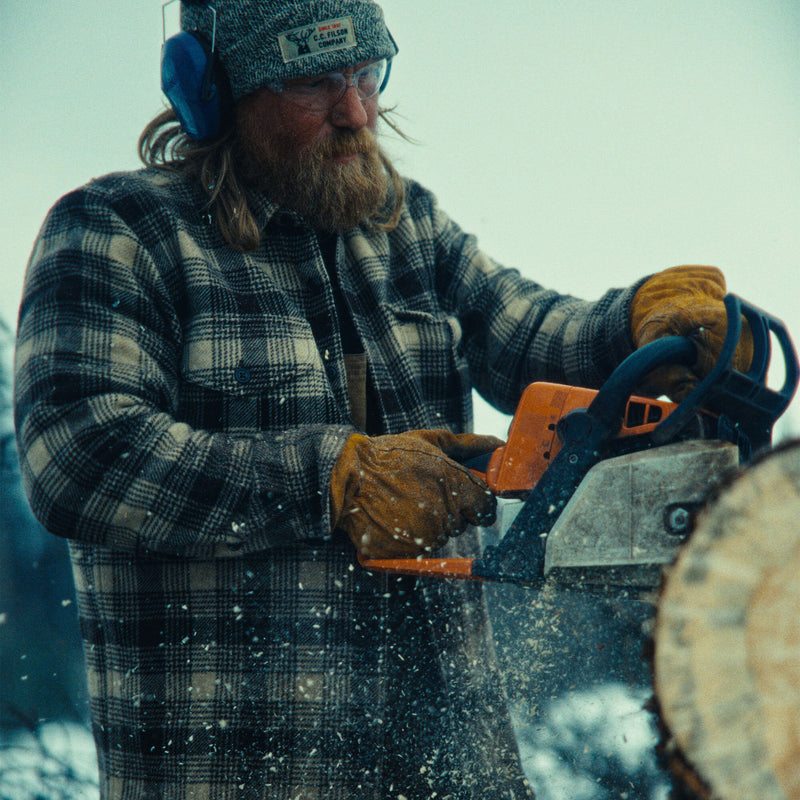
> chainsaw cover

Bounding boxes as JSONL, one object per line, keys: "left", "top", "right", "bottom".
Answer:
{"left": 543, "top": 439, "right": 739, "bottom": 585}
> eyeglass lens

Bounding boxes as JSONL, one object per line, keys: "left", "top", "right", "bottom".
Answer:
{"left": 281, "top": 60, "right": 387, "bottom": 110}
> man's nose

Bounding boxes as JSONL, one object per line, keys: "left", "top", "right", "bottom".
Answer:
{"left": 330, "top": 85, "right": 369, "bottom": 130}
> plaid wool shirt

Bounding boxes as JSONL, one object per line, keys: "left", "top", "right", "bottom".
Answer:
{"left": 15, "top": 167, "right": 637, "bottom": 799}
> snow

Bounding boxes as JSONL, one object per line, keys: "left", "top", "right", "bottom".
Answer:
{"left": 0, "top": 723, "right": 98, "bottom": 800}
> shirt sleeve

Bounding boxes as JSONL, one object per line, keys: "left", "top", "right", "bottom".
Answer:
{"left": 14, "top": 184, "right": 352, "bottom": 557}
{"left": 417, "top": 185, "right": 641, "bottom": 414}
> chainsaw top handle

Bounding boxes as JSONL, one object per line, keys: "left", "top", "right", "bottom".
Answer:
{"left": 569, "top": 294, "right": 798, "bottom": 458}
{"left": 650, "top": 294, "right": 798, "bottom": 453}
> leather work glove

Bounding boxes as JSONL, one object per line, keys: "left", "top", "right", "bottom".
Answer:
{"left": 330, "top": 430, "right": 502, "bottom": 558}
{"left": 630, "top": 265, "right": 753, "bottom": 401}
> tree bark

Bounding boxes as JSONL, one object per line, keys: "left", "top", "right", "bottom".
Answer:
{"left": 653, "top": 440, "right": 800, "bottom": 800}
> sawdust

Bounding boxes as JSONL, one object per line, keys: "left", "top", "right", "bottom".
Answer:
{"left": 486, "top": 578, "right": 670, "bottom": 797}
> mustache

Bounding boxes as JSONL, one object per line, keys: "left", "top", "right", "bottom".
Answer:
{"left": 313, "top": 128, "right": 379, "bottom": 160}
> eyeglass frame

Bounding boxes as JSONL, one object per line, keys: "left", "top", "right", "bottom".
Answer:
{"left": 266, "top": 58, "right": 391, "bottom": 112}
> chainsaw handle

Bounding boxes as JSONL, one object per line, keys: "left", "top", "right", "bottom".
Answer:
{"left": 652, "top": 294, "right": 799, "bottom": 451}
{"left": 580, "top": 293, "right": 798, "bottom": 451}
{"left": 581, "top": 336, "right": 696, "bottom": 436}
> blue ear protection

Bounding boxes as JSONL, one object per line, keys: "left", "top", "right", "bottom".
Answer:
{"left": 161, "top": 30, "right": 232, "bottom": 142}
{"left": 380, "top": 59, "right": 392, "bottom": 95}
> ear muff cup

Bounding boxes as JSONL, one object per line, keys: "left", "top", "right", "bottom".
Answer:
{"left": 161, "top": 31, "right": 232, "bottom": 142}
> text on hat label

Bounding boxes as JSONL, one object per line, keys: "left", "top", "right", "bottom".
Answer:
{"left": 277, "top": 17, "right": 358, "bottom": 64}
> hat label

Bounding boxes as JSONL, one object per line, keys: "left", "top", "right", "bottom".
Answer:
{"left": 278, "top": 16, "right": 358, "bottom": 63}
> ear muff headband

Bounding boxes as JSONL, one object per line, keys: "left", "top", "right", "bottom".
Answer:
{"left": 161, "top": 31, "right": 232, "bottom": 141}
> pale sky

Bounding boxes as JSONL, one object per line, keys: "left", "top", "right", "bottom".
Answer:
{"left": 2, "top": 0, "right": 799, "bottom": 437}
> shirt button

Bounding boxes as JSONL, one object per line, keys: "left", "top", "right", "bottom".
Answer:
{"left": 234, "top": 366, "right": 252, "bottom": 384}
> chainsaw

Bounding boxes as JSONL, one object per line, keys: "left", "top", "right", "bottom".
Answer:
{"left": 360, "top": 294, "right": 799, "bottom": 588}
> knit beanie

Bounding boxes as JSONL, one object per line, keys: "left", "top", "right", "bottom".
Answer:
{"left": 181, "top": 0, "right": 398, "bottom": 100}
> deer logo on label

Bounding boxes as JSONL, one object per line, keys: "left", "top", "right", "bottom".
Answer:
{"left": 285, "top": 26, "right": 314, "bottom": 55}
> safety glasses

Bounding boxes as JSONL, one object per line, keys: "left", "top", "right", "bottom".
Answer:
{"left": 268, "top": 58, "right": 390, "bottom": 112}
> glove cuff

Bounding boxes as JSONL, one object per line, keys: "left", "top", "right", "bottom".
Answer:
{"left": 330, "top": 433, "right": 370, "bottom": 529}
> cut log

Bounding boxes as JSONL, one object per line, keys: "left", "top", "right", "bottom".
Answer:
{"left": 653, "top": 441, "right": 800, "bottom": 800}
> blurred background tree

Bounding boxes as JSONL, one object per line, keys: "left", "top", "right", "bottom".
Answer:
{"left": 0, "top": 319, "right": 97, "bottom": 799}
{"left": 0, "top": 320, "right": 88, "bottom": 728}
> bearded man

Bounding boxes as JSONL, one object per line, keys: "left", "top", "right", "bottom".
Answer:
{"left": 14, "top": 1, "right": 752, "bottom": 798}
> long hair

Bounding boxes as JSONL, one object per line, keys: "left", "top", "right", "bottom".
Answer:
{"left": 138, "top": 108, "right": 407, "bottom": 252}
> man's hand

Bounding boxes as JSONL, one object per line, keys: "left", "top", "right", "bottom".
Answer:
{"left": 330, "top": 430, "right": 502, "bottom": 558}
{"left": 630, "top": 265, "right": 753, "bottom": 401}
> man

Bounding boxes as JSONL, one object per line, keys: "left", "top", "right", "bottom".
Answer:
{"left": 14, "top": 1, "right": 751, "bottom": 798}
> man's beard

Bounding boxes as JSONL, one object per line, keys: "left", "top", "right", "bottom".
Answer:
{"left": 236, "top": 114, "right": 391, "bottom": 232}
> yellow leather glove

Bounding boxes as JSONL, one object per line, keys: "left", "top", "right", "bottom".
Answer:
{"left": 630, "top": 265, "right": 753, "bottom": 401}
{"left": 330, "top": 430, "right": 502, "bottom": 558}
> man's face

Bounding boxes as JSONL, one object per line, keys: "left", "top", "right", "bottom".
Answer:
{"left": 235, "top": 61, "right": 390, "bottom": 231}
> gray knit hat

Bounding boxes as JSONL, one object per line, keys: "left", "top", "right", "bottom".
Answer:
{"left": 181, "top": 0, "right": 397, "bottom": 101}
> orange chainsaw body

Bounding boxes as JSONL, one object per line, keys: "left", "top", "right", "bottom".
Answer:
{"left": 485, "top": 382, "right": 676, "bottom": 494}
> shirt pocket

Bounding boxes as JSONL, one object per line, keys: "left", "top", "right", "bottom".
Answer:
{"left": 177, "top": 315, "right": 339, "bottom": 433}
{"left": 387, "top": 307, "right": 471, "bottom": 427}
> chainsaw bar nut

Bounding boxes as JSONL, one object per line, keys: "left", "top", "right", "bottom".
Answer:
{"left": 664, "top": 504, "right": 693, "bottom": 536}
